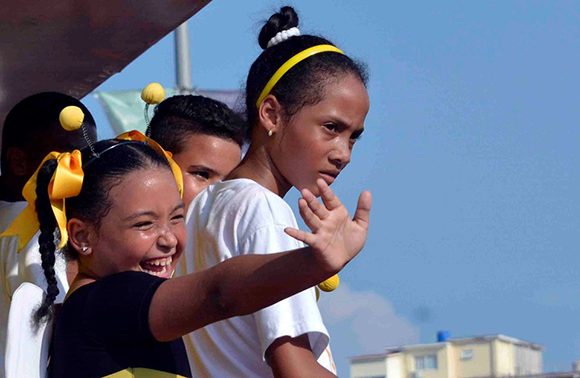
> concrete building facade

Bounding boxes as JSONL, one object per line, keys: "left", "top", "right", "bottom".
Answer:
{"left": 350, "top": 334, "right": 542, "bottom": 378}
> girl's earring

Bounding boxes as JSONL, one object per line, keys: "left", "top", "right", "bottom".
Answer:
{"left": 268, "top": 129, "right": 274, "bottom": 137}
{"left": 80, "top": 245, "right": 89, "bottom": 255}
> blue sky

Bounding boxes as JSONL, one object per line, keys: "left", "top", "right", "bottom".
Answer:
{"left": 83, "top": 1, "right": 580, "bottom": 375}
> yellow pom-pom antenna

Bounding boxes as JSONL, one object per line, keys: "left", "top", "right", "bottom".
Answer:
{"left": 141, "top": 82, "right": 165, "bottom": 105}
{"left": 142, "top": 82, "right": 166, "bottom": 136}
{"left": 59, "top": 105, "right": 97, "bottom": 156}
{"left": 59, "top": 106, "right": 84, "bottom": 131}
{"left": 318, "top": 274, "right": 340, "bottom": 292}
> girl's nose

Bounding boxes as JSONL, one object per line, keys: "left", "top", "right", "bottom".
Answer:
{"left": 157, "top": 227, "right": 178, "bottom": 251}
{"left": 330, "top": 139, "right": 352, "bottom": 170}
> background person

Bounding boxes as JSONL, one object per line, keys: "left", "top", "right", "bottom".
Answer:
{"left": 0, "top": 92, "right": 96, "bottom": 374}
{"left": 148, "top": 94, "right": 245, "bottom": 209}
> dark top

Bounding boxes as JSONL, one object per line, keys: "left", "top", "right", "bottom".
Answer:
{"left": 48, "top": 271, "right": 191, "bottom": 377}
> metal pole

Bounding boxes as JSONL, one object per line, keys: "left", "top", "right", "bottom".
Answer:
{"left": 175, "top": 21, "right": 192, "bottom": 93}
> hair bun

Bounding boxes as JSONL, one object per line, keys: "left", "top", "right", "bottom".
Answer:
{"left": 258, "top": 6, "right": 299, "bottom": 49}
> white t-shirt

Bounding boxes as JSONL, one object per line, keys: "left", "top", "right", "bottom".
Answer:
{"left": 177, "top": 179, "right": 335, "bottom": 377}
{"left": 0, "top": 201, "right": 68, "bottom": 375}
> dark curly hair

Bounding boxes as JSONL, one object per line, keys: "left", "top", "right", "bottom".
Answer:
{"left": 148, "top": 95, "right": 247, "bottom": 154}
{"left": 245, "top": 6, "right": 368, "bottom": 138}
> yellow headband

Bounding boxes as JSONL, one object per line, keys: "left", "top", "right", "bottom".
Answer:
{"left": 116, "top": 130, "right": 184, "bottom": 197}
{"left": 255, "top": 44, "right": 345, "bottom": 108}
{"left": 0, "top": 151, "right": 84, "bottom": 251}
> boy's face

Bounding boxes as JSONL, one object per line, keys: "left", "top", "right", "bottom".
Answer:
{"left": 171, "top": 133, "right": 241, "bottom": 209}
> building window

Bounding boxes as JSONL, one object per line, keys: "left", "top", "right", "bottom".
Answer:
{"left": 415, "top": 354, "right": 438, "bottom": 370}
{"left": 461, "top": 349, "right": 473, "bottom": 360}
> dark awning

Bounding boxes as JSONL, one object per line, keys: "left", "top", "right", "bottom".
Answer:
{"left": 0, "top": 0, "right": 210, "bottom": 125}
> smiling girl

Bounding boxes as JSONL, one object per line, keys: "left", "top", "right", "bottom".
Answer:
{"left": 23, "top": 133, "right": 369, "bottom": 377}
{"left": 181, "top": 6, "right": 370, "bottom": 377}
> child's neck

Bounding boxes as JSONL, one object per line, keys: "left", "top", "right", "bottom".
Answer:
{"left": 227, "top": 146, "right": 291, "bottom": 197}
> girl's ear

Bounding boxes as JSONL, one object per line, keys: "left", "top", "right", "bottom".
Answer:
{"left": 67, "top": 218, "right": 94, "bottom": 256}
{"left": 257, "top": 95, "right": 284, "bottom": 135}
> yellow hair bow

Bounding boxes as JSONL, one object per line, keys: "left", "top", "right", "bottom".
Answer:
{"left": 116, "top": 130, "right": 184, "bottom": 197}
{"left": 0, "top": 151, "right": 83, "bottom": 251}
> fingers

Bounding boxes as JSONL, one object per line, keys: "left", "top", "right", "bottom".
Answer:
{"left": 317, "top": 179, "right": 342, "bottom": 211}
{"left": 284, "top": 227, "right": 314, "bottom": 246}
{"left": 353, "top": 190, "right": 372, "bottom": 230}
{"left": 297, "top": 198, "right": 322, "bottom": 231}
{"left": 301, "top": 187, "right": 329, "bottom": 221}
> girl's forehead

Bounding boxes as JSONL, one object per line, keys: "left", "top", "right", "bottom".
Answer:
{"left": 106, "top": 167, "right": 176, "bottom": 201}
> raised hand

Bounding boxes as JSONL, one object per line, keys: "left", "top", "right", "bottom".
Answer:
{"left": 285, "top": 179, "right": 372, "bottom": 273}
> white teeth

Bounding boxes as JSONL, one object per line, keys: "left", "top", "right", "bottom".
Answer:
{"left": 139, "top": 256, "right": 174, "bottom": 277}
{"left": 145, "top": 256, "right": 172, "bottom": 267}
{"left": 141, "top": 265, "right": 168, "bottom": 277}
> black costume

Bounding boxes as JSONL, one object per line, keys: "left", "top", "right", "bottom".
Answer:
{"left": 49, "top": 271, "right": 191, "bottom": 377}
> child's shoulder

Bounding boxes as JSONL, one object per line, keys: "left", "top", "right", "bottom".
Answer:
{"left": 197, "top": 179, "right": 291, "bottom": 219}
{"left": 214, "top": 179, "right": 285, "bottom": 205}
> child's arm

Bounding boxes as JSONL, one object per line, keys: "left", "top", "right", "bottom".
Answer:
{"left": 267, "top": 334, "right": 337, "bottom": 377}
{"left": 148, "top": 179, "right": 371, "bottom": 341}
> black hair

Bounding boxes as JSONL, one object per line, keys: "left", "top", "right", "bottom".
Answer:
{"left": 1, "top": 92, "right": 97, "bottom": 173}
{"left": 33, "top": 140, "right": 171, "bottom": 324}
{"left": 148, "top": 95, "right": 247, "bottom": 154}
{"left": 245, "top": 6, "right": 369, "bottom": 137}
{"left": 33, "top": 159, "right": 60, "bottom": 324}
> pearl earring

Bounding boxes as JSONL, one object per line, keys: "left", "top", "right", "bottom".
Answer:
{"left": 268, "top": 129, "right": 274, "bottom": 137}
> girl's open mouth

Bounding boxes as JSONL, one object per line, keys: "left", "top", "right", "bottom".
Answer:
{"left": 139, "top": 256, "right": 173, "bottom": 277}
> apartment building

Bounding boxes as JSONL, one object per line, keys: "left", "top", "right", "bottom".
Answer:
{"left": 350, "top": 334, "right": 542, "bottom": 378}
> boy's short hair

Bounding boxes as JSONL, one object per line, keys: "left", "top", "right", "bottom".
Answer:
{"left": 148, "top": 95, "right": 247, "bottom": 154}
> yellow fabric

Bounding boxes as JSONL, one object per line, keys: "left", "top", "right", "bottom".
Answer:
{"left": 116, "top": 130, "right": 184, "bottom": 197}
{"left": 0, "top": 151, "right": 83, "bottom": 251}
{"left": 255, "top": 44, "right": 345, "bottom": 108}
{"left": 103, "top": 367, "right": 187, "bottom": 378}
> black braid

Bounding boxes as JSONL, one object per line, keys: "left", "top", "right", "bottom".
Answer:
{"left": 33, "top": 159, "right": 60, "bottom": 325}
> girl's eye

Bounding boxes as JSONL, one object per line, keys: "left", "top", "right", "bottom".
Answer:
{"left": 171, "top": 214, "right": 185, "bottom": 223}
{"left": 134, "top": 221, "right": 153, "bottom": 230}
{"left": 190, "top": 170, "right": 210, "bottom": 180}
{"left": 170, "top": 216, "right": 185, "bottom": 227}
{"left": 323, "top": 123, "right": 338, "bottom": 133}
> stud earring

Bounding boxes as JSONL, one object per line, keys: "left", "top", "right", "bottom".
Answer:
{"left": 268, "top": 129, "right": 274, "bottom": 137}
{"left": 81, "top": 246, "right": 88, "bottom": 253}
